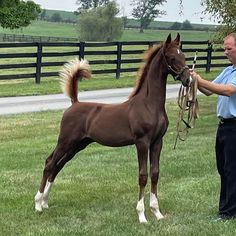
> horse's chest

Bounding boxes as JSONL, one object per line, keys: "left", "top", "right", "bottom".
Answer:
{"left": 151, "top": 116, "right": 169, "bottom": 138}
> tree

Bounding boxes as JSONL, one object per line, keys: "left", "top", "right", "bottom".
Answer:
{"left": 121, "top": 16, "right": 128, "bottom": 29}
{"left": 131, "top": 0, "right": 166, "bottom": 33}
{"left": 51, "top": 13, "right": 62, "bottom": 23}
{"left": 39, "top": 9, "right": 47, "bottom": 21}
{"left": 0, "top": 0, "right": 41, "bottom": 29}
{"left": 76, "top": 0, "right": 109, "bottom": 13}
{"left": 78, "top": 1, "right": 123, "bottom": 42}
{"left": 200, "top": 0, "right": 236, "bottom": 40}
{"left": 182, "top": 20, "right": 193, "bottom": 30}
{"left": 169, "top": 21, "right": 182, "bottom": 30}
{"left": 178, "top": 0, "right": 236, "bottom": 40}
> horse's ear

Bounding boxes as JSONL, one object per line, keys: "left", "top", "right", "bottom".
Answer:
{"left": 166, "top": 34, "right": 172, "bottom": 44}
{"left": 163, "top": 34, "right": 172, "bottom": 51}
{"left": 174, "top": 33, "right": 180, "bottom": 45}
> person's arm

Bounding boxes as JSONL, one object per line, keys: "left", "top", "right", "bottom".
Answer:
{"left": 198, "top": 86, "right": 213, "bottom": 96}
{"left": 190, "top": 70, "right": 236, "bottom": 97}
{"left": 197, "top": 75, "right": 236, "bottom": 97}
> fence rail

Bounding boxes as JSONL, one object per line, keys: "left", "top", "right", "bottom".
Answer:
{"left": 0, "top": 40, "right": 229, "bottom": 83}
{"left": 0, "top": 33, "right": 77, "bottom": 43}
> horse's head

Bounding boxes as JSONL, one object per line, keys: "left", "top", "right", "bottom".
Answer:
{"left": 162, "top": 33, "right": 190, "bottom": 86}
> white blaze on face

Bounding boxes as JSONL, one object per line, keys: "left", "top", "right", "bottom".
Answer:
{"left": 177, "top": 49, "right": 180, "bottom": 54}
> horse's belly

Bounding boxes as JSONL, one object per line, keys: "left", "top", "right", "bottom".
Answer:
{"left": 88, "top": 121, "right": 134, "bottom": 147}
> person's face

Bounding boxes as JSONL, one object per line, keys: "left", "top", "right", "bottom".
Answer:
{"left": 224, "top": 36, "right": 236, "bottom": 65}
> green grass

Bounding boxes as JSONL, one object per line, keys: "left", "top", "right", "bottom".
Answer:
{"left": 1, "top": 95, "right": 236, "bottom": 235}
{"left": 0, "top": 20, "right": 215, "bottom": 41}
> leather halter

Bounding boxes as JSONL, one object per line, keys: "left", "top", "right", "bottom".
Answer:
{"left": 162, "top": 49, "right": 189, "bottom": 81}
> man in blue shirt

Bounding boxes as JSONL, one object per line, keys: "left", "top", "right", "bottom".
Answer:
{"left": 190, "top": 33, "right": 236, "bottom": 220}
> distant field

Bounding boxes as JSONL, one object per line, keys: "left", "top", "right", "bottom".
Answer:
{"left": 0, "top": 20, "right": 215, "bottom": 42}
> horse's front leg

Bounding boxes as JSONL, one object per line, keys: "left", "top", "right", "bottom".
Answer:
{"left": 149, "top": 139, "right": 164, "bottom": 220}
{"left": 135, "top": 140, "right": 149, "bottom": 223}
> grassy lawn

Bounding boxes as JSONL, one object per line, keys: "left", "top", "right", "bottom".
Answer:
{"left": 1, "top": 95, "right": 236, "bottom": 235}
{"left": 0, "top": 20, "right": 215, "bottom": 41}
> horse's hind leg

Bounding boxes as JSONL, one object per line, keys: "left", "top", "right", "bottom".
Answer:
{"left": 35, "top": 151, "right": 54, "bottom": 212}
{"left": 35, "top": 138, "right": 92, "bottom": 212}
{"left": 149, "top": 139, "right": 164, "bottom": 220}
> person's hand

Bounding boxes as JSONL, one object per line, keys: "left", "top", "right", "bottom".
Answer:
{"left": 189, "top": 69, "right": 199, "bottom": 80}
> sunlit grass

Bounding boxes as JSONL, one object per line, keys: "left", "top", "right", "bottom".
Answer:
{"left": 1, "top": 96, "right": 236, "bottom": 235}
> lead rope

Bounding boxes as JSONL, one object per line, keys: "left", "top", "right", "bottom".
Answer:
{"left": 173, "top": 52, "right": 199, "bottom": 149}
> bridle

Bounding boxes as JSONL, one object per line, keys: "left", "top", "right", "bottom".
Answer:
{"left": 162, "top": 48, "right": 189, "bottom": 81}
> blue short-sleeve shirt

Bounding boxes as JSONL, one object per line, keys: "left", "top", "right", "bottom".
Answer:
{"left": 212, "top": 65, "right": 236, "bottom": 118}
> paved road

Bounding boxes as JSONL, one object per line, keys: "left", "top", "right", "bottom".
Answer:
{"left": 0, "top": 84, "right": 182, "bottom": 115}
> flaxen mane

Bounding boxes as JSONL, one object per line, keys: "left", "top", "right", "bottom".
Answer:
{"left": 129, "top": 43, "right": 163, "bottom": 98}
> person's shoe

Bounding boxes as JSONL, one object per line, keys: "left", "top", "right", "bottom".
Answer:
{"left": 215, "top": 214, "right": 236, "bottom": 221}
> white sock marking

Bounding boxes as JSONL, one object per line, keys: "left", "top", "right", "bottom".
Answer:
{"left": 42, "top": 181, "right": 53, "bottom": 209}
{"left": 150, "top": 192, "right": 164, "bottom": 220}
{"left": 136, "top": 197, "right": 148, "bottom": 223}
{"left": 35, "top": 191, "right": 43, "bottom": 212}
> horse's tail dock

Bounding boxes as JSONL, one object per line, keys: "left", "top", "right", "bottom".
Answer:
{"left": 59, "top": 58, "right": 91, "bottom": 103}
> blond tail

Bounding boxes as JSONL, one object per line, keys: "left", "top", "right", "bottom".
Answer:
{"left": 60, "top": 58, "right": 91, "bottom": 103}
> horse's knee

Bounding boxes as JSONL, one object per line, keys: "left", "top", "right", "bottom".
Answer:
{"left": 43, "top": 161, "right": 55, "bottom": 175}
{"left": 139, "top": 174, "right": 148, "bottom": 186}
{"left": 151, "top": 171, "right": 159, "bottom": 185}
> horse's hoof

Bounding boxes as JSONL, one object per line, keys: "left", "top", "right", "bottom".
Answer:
{"left": 139, "top": 217, "right": 148, "bottom": 223}
{"left": 35, "top": 203, "right": 43, "bottom": 213}
{"left": 42, "top": 202, "right": 49, "bottom": 209}
{"left": 151, "top": 208, "right": 164, "bottom": 220}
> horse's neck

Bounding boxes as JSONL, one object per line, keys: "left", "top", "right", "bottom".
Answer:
{"left": 138, "top": 62, "right": 168, "bottom": 106}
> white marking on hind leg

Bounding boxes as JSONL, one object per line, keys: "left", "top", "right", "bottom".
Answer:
{"left": 42, "top": 181, "right": 53, "bottom": 209}
{"left": 35, "top": 191, "right": 43, "bottom": 212}
{"left": 136, "top": 197, "right": 148, "bottom": 223}
{"left": 150, "top": 193, "right": 164, "bottom": 220}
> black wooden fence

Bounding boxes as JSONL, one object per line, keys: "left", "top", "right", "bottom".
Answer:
{"left": 0, "top": 40, "right": 229, "bottom": 84}
{"left": 0, "top": 33, "right": 78, "bottom": 42}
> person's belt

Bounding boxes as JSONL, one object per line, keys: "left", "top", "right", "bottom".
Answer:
{"left": 219, "top": 118, "right": 236, "bottom": 124}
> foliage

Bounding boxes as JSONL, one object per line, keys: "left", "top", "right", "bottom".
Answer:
{"left": 169, "top": 22, "right": 182, "bottom": 30}
{"left": 76, "top": 0, "right": 110, "bottom": 13}
{"left": 200, "top": 0, "right": 236, "bottom": 41}
{"left": 0, "top": 0, "right": 41, "bottom": 29}
{"left": 182, "top": 20, "right": 193, "bottom": 30}
{"left": 131, "top": 0, "right": 166, "bottom": 33}
{"left": 39, "top": 9, "right": 47, "bottom": 21}
{"left": 50, "top": 13, "right": 62, "bottom": 23}
{"left": 78, "top": 1, "right": 123, "bottom": 41}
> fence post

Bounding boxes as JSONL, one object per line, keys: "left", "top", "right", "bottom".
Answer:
{"left": 79, "top": 42, "right": 85, "bottom": 60}
{"left": 36, "top": 42, "right": 42, "bottom": 84}
{"left": 116, "top": 42, "right": 122, "bottom": 79}
{"left": 206, "top": 41, "right": 212, "bottom": 73}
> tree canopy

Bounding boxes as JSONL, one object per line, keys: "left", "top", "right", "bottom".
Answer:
{"left": 179, "top": 0, "right": 236, "bottom": 40}
{"left": 201, "top": 0, "right": 236, "bottom": 39}
{"left": 78, "top": 1, "right": 123, "bottom": 42}
{"left": 0, "top": 0, "right": 41, "bottom": 29}
{"left": 76, "top": 0, "right": 110, "bottom": 13}
{"left": 131, "top": 0, "right": 166, "bottom": 33}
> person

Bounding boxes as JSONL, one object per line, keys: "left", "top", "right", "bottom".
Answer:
{"left": 190, "top": 32, "right": 236, "bottom": 220}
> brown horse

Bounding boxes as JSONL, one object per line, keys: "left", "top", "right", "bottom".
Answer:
{"left": 34, "top": 33, "right": 190, "bottom": 223}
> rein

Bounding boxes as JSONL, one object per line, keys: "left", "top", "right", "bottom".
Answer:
{"left": 173, "top": 52, "right": 199, "bottom": 149}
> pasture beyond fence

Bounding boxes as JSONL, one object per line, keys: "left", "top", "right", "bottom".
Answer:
{"left": 0, "top": 40, "right": 230, "bottom": 84}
